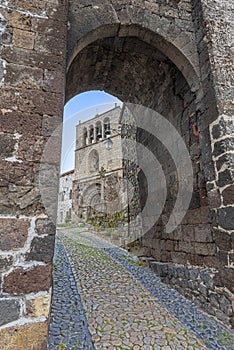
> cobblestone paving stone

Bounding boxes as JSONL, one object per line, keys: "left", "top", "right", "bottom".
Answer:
{"left": 48, "top": 239, "right": 94, "bottom": 350}
{"left": 49, "top": 227, "right": 234, "bottom": 350}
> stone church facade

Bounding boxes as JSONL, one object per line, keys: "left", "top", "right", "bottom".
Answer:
{"left": 0, "top": 0, "right": 233, "bottom": 347}
{"left": 72, "top": 105, "right": 127, "bottom": 224}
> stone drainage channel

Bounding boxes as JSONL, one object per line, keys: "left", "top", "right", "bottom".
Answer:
{"left": 48, "top": 228, "right": 234, "bottom": 350}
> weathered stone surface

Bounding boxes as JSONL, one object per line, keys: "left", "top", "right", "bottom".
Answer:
{"left": 0, "top": 133, "right": 16, "bottom": 158}
{"left": 211, "top": 116, "right": 234, "bottom": 139}
{"left": 216, "top": 152, "right": 234, "bottom": 172}
{"left": 41, "top": 114, "right": 62, "bottom": 137}
{"left": 3, "top": 265, "right": 52, "bottom": 294}
{"left": 43, "top": 69, "right": 65, "bottom": 94}
{"left": 194, "top": 224, "right": 213, "bottom": 243}
{"left": 26, "top": 235, "right": 55, "bottom": 263}
{"left": 0, "top": 218, "right": 29, "bottom": 251}
{"left": 0, "top": 88, "right": 64, "bottom": 115}
{"left": 0, "top": 0, "right": 67, "bottom": 340}
{"left": 17, "top": 135, "right": 46, "bottom": 162}
{"left": 0, "top": 256, "right": 13, "bottom": 272}
{"left": 26, "top": 294, "right": 51, "bottom": 318}
{"left": 217, "top": 169, "right": 234, "bottom": 187}
{"left": 0, "top": 299, "right": 21, "bottom": 327}
{"left": 181, "top": 225, "right": 195, "bottom": 242}
{"left": 35, "top": 217, "right": 56, "bottom": 235}
{"left": 18, "top": 187, "right": 41, "bottom": 210}
{"left": 222, "top": 185, "right": 234, "bottom": 205}
{"left": 217, "top": 207, "right": 234, "bottom": 231}
{"left": 194, "top": 242, "right": 216, "bottom": 256}
{"left": 4, "top": 63, "right": 43, "bottom": 89}
{"left": 208, "top": 188, "right": 221, "bottom": 208}
{"left": 0, "top": 322, "right": 48, "bottom": 350}
{"left": 13, "top": 28, "right": 35, "bottom": 50}
{"left": 0, "top": 112, "right": 42, "bottom": 135}
{"left": 1, "top": 9, "right": 32, "bottom": 31}
{"left": 214, "top": 268, "right": 234, "bottom": 293}
{"left": 213, "top": 229, "right": 232, "bottom": 251}
{"left": 213, "top": 138, "right": 234, "bottom": 158}
{"left": 2, "top": 45, "right": 66, "bottom": 70}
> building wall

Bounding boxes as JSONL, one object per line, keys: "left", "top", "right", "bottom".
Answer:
{"left": 0, "top": 0, "right": 67, "bottom": 348}
{"left": 73, "top": 106, "right": 125, "bottom": 223}
{"left": 57, "top": 171, "right": 74, "bottom": 224}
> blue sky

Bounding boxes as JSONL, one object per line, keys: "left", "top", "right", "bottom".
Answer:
{"left": 61, "top": 90, "right": 122, "bottom": 173}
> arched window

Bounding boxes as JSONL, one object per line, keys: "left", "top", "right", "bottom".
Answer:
{"left": 89, "top": 125, "right": 94, "bottom": 143}
{"left": 88, "top": 149, "right": 99, "bottom": 173}
{"left": 104, "top": 117, "right": 111, "bottom": 138}
{"left": 96, "top": 121, "right": 102, "bottom": 141}
{"left": 83, "top": 127, "right": 87, "bottom": 146}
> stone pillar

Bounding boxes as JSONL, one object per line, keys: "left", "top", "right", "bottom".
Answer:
{"left": 94, "top": 124, "right": 97, "bottom": 143}
{"left": 102, "top": 121, "right": 105, "bottom": 139}
{"left": 0, "top": 0, "right": 68, "bottom": 348}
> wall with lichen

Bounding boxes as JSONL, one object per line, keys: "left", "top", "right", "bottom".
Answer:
{"left": 0, "top": 0, "right": 68, "bottom": 348}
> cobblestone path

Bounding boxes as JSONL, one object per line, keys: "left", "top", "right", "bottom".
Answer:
{"left": 48, "top": 227, "right": 234, "bottom": 350}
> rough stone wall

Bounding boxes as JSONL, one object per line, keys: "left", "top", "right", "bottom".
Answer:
{"left": 0, "top": 0, "right": 67, "bottom": 348}
{"left": 65, "top": 0, "right": 233, "bottom": 328}
{"left": 57, "top": 170, "right": 74, "bottom": 224}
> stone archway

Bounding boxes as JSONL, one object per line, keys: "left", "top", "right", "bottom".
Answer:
{"left": 65, "top": 5, "right": 233, "bottom": 328}
{"left": 0, "top": 0, "right": 233, "bottom": 348}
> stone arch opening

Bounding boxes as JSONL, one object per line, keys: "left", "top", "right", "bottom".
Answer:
{"left": 65, "top": 19, "right": 225, "bottom": 323}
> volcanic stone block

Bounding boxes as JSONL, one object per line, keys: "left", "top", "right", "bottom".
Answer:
{"left": 34, "top": 33, "right": 65, "bottom": 56}
{"left": 0, "top": 322, "right": 48, "bottom": 350}
{"left": 3, "top": 265, "right": 52, "bottom": 294}
{"left": 0, "top": 88, "right": 64, "bottom": 115}
{"left": 208, "top": 188, "right": 221, "bottom": 208}
{"left": 213, "top": 229, "right": 232, "bottom": 251}
{"left": 2, "top": 45, "right": 65, "bottom": 70}
{"left": 18, "top": 135, "right": 46, "bottom": 162}
{"left": 35, "top": 217, "right": 56, "bottom": 235}
{"left": 0, "top": 299, "right": 21, "bottom": 327}
{"left": 214, "top": 268, "right": 234, "bottom": 293}
{"left": 194, "top": 224, "right": 213, "bottom": 243}
{"left": 4, "top": 63, "right": 43, "bottom": 89}
{"left": 0, "top": 256, "right": 13, "bottom": 272}
{"left": 216, "top": 152, "right": 234, "bottom": 171}
{"left": 217, "top": 169, "right": 234, "bottom": 187}
{"left": 26, "top": 294, "right": 50, "bottom": 318}
{"left": 18, "top": 187, "right": 41, "bottom": 210}
{"left": 2, "top": 10, "right": 32, "bottom": 31}
{"left": 194, "top": 242, "right": 216, "bottom": 256}
{"left": 222, "top": 185, "right": 234, "bottom": 205}
{"left": 217, "top": 207, "right": 234, "bottom": 231}
{"left": 212, "top": 116, "right": 234, "bottom": 139}
{"left": 13, "top": 28, "right": 35, "bottom": 50}
{"left": 0, "top": 133, "right": 16, "bottom": 158}
{"left": 213, "top": 137, "right": 234, "bottom": 158}
{"left": 43, "top": 69, "right": 65, "bottom": 93}
{"left": 181, "top": 225, "right": 195, "bottom": 242}
{"left": 0, "top": 111, "right": 42, "bottom": 135}
{"left": 0, "top": 218, "right": 29, "bottom": 251}
{"left": 26, "top": 236, "right": 55, "bottom": 263}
